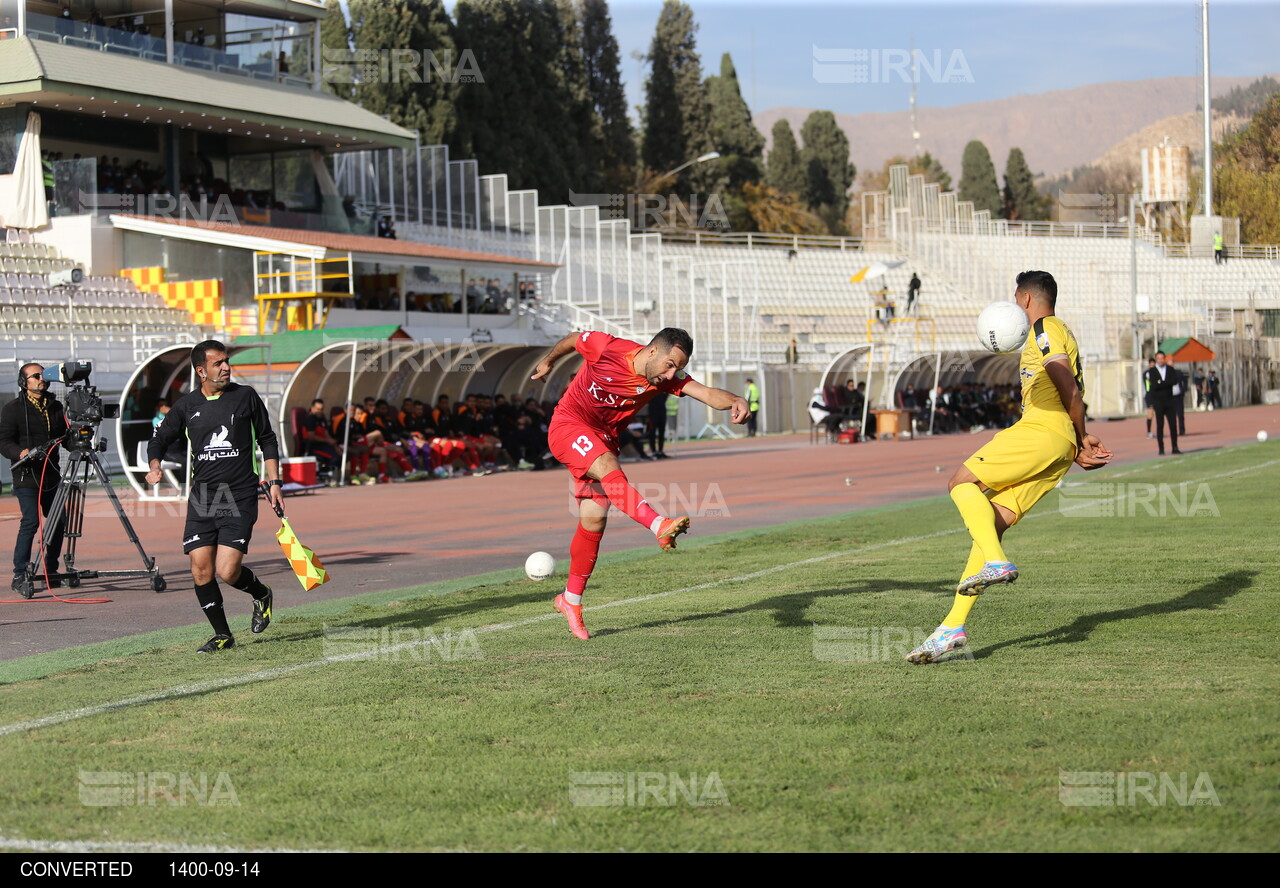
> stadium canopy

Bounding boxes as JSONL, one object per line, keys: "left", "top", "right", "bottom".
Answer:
{"left": 0, "top": 37, "right": 415, "bottom": 151}
{"left": 1158, "top": 337, "right": 1216, "bottom": 363}
{"left": 109, "top": 215, "right": 560, "bottom": 275}
{"left": 279, "top": 337, "right": 582, "bottom": 483}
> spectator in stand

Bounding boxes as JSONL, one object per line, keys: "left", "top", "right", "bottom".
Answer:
{"left": 906, "top": 272, "right": 921, "bottom": 316}
{"left": 397, "top": 397, "right": 415, "bottom": 427}
{"left": 301, "top": 398, "right": 342, "bottom": 477}
{"left": 927, "top": 386, "right": 954, "bottom": 434}
{"left": 377, "top": 215, "right": 396, "bottom": 238}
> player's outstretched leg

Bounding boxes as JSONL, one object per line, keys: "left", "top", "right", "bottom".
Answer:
{"left": 227, "top": 565, "right": 273, "bottom": 634}
{"left": 599, "top": 468, "right": 690, "bottom": 551}
{"left": 949, "top": 480, "right": 1017, "bottom": 594}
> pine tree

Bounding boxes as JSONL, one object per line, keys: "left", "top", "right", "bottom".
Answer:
{"left": 799, "top": 110, "right": 855, "bottom": 232}
{"left": 348, "top": 0, "right": 433, "bottom": 135}
{"left": 705, "top": 53, "right": 764, "bottom": 190}
{"left": 642, "top": 0, "right": 712, "bottom": 190}
{"left": 766, "top": 119, "right": 804, "bottom": 197}
{"left": 415, "top": 0, "right": 463, "bottom": 149}
{"left": 580, "top": 0, "right": 635, "bottom": 188}
{"left": 319, "top": 0, "right": 352, "bottom": 100}
{"left": 958, "top": 140, "right": 1002, "bottom": 215}
{"left": 1002, "top": 147, "right": 1045, "bottom": 221}
{"left": 454, "top": 0, "right": 602, "bottom": 203}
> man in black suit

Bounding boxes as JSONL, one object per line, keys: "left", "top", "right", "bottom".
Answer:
{"left": 1145, "top": 351, "right": 1182, "bottom": 456}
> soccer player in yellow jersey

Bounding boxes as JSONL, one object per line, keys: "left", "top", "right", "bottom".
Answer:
{"left": 908, "top": 271, "right": 1114, "bottom": 664}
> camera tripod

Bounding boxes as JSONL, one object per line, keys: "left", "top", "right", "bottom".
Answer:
{"left": 12, "top": 433, "right": 166, "bottom": 599}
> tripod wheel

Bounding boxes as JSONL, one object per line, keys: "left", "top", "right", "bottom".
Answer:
{"left": 15, "top": 576, "right": 33, "bottom": 599}
{"left": 67, "top": 575, "right": 80, "bottom": 589}
{"left": 151, "top": 576, "right": 167, "bottom": 593}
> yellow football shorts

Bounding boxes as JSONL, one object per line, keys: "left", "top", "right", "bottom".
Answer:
{"left": 963, "top": 420, "right": 1077, "bottom": 524}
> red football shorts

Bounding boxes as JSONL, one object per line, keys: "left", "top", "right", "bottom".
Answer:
{"left": 548, "top": 421, "right": 618, "bottom": 500}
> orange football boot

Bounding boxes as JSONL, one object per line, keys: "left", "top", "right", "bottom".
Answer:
{"left": 655, "top": 516, "right": 690, "bottom": 551}
{"left": 554, "top": 593, "right": 590, "bottom": 640}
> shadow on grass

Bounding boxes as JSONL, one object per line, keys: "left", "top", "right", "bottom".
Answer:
{"left": 973, "top": 569, "right": 1255, "bottom": 659}
{"left": 258, "top": 581, "right": 553, "bottom": 647}
{"left": 591, "top": 578, "right": 946, "bottom": 637}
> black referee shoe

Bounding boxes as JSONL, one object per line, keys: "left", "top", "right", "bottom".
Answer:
{"left": 251, "top": 587, "right": 273, "bottom": 634}
{"left": 197, "top": 634, "right": 235, "bottom": 653}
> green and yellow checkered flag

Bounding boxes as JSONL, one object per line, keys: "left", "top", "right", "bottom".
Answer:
{"left": 262, "top": 484, "right": 330, "bottom": 591}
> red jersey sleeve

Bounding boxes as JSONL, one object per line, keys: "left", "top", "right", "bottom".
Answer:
{"left": 574, "top": 330, "right": 614, "bottom": 364}
{"left": 658, "top": 369, "right": 695, "bottom": 397}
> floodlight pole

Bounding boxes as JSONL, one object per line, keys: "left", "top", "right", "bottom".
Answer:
{"left": 1202, "top": 0, "right": 1213, "bottom": 218}
{"left": 1130, "top": 192, "right": 1142, "bottom": 414}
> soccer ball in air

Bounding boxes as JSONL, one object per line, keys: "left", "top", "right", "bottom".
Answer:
{"left": 976, "top": 301, "right": 1031, "bottom": 353}
{"left": 1259, "top": 431, "right": 1269, "bottom": 443}
{"left": 524, "top": 551, "right": 556, "bottom": 581}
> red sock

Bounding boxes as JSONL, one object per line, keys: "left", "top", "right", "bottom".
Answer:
{"left": 355, "top": 454, "right": 368, "bottom": 474}
{"left": 378, "top": 459, "right": 388, "bottom": 476}
{"left": 601, "top": 469, "right": 662, "bottom": 531}
{"left": 566, "top": 523, "right": 604, "bottom": 602}
{"left": 393, "top": 452, "right": 412, "bottom": 473}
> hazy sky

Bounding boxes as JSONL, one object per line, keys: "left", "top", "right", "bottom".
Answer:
{"left": 604, "top": 0, "right": 1280, "bottom": 118}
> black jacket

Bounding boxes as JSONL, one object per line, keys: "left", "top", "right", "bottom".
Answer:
{"left": 1145, "top": 366, "right": 1180, "bottom": 404}
{"left": 0, "top": 393, "right": 67, "bottom": 490}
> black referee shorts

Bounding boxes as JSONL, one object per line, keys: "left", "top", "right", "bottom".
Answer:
{"left": 182, "top": 485, "right": 259, "bottom": 555}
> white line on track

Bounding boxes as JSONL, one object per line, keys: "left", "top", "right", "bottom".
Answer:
{"left": 3, "top": 457, "right": 1274, "bottom": 744}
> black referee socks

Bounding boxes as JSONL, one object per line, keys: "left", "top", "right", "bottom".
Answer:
{"left": 227, "top": 566, "right": 270, "bottom": 600}
{"left": 194, "top": 580, "right": 232, "bottom": 637}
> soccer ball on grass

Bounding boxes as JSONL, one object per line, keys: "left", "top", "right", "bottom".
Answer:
{"left": 524, "top": 551, "right": 556, "bottom": 581}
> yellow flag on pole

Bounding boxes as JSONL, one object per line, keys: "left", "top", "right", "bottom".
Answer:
{"left": 260, "top": 482, "right": 329, "bottom": 591}
{"left": 276, "top": 517, "right": 329, "bottom": 591}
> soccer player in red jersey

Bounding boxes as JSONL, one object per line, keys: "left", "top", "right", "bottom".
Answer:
{"left": 532, "top": 328, "right": 750, "bottom": 639}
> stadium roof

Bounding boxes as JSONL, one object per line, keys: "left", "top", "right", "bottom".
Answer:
{"left": 111, "top": 215, "right": 560, "bottom": 272}
{"left": 0, "top": 37, "right": 414, "bottom": 151}
{"left": 230, "top": 326, "right": 413, "bottom": 365}
{"left": 1158, "top": 337, "right": 1216, "bottom": 363}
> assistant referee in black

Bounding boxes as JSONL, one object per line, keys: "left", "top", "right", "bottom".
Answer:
{"left": 147, "top": 340, "right": 285, "bottom": 653}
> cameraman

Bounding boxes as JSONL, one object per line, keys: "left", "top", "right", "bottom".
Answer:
{"left": 0, "top": 363, "right": 67, "bottom": 590}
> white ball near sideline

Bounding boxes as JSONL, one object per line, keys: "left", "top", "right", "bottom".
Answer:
{"left": 976, "top": 301, "right": 1031, "bottom": 353}
{"left": 525, "top": 551, "right": 557, "bottom": 581}
{"left": 1259, "top": 430, "right": 1269, "bottom": 443}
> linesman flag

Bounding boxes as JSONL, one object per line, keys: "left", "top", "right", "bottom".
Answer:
{"left": 260, "top": 483, "right": 330, "bottom": 591}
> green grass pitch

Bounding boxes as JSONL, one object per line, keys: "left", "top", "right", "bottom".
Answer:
{"left": 1, "top": 443, "right": 1277, "bottom": 851}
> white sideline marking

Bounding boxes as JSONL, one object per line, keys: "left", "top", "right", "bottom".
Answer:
{"left": 2, "top": 458, "right": 1274, "bottom": 742}
{"left": 0, "top": 833, "right": 344, "bottom": 854}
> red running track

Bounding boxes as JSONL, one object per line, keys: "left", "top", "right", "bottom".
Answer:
{"left": 1, "top": 404, "right": 1275, "bottom": 661}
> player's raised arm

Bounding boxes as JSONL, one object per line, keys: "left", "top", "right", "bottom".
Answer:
{"left": 1044, "top": 358, "right": 1111, "bottom": 470}
{"left": 680, "top": 379, "right": 751, "bottom": 425}
{"left": 530, "top": 332, "right": 581, "bottom": 381}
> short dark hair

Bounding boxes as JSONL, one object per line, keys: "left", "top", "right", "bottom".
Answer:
{"left": 190, "top": 339, "right": 227, "bottom": 370}
{"left": 19, "top": 362, "right": 41, "bottom": 382}
{"left": 1155, "top": 351, "right": 1166, "bottom": 358}
{"left": 311, "top": 398, "right": 324, "bottom": 407}
{"left": 649, "top": 327, "right": 693, "bottom": 358}
{"left": 1015, "top": 270, "right": 1057, "bottom": 309}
